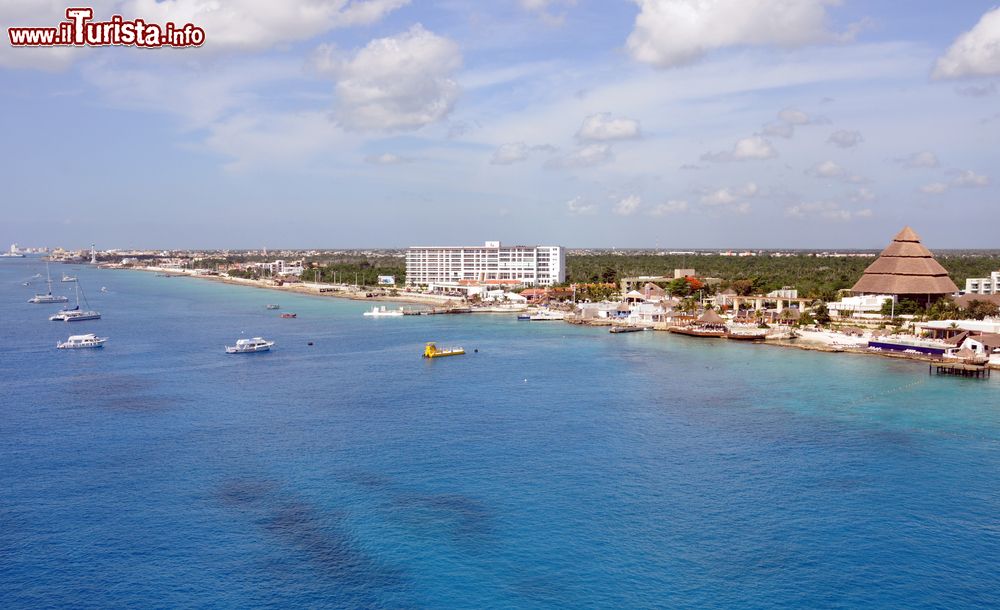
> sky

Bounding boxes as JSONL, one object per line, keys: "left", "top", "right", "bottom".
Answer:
{"left": 1, "top": 0, "right": 999, "bottom": 250}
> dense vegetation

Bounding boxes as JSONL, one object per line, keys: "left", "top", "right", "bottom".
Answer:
{"left": 563, "top": 253, "right": 1000, "bottom": 300}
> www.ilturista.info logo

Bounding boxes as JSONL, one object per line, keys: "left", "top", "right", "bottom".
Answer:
{"left": 8, "top": 7, "right": 205, "bottom": 48}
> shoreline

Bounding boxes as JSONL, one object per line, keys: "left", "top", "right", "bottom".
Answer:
{"left": 118, "top": 265, "right": 998, "bottom": 372}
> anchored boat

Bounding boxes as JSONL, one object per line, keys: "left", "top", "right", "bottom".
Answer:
{"left": 363, "top": 305, "right": 404, "bottom": 317}
{"left": 423, "top": 342, "right": 465, "bottom": 358}
{"left": 57, "top": 334, "right": 107, "bottom": 349}
{"left": 225, "top": 337, "right": 275, "bottom": 353}
{"left": 28, "top": 262, "right": 69, "bottom": 304}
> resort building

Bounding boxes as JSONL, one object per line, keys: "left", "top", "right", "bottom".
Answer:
{"left": 405, "top": 241, "right": 565, "bottom": 287}
{"left": 965, "top": 271, "right": 1000, "bottom": 295}
{"left": 850, "top": 226, "right": 958, "bottom": 306}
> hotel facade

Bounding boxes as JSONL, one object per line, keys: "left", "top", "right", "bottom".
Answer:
{"left": 965, "top": 271, "right": 999, "bottom": 295}
{"left": 406, "top": 241, "right": 565, "bottom": 287}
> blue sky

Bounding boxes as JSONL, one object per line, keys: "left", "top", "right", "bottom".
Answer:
{"left": 1, "top": 0, "right": 998, "bottom": 250}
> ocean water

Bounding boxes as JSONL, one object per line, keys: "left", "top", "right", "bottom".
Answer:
{"left": 2, "top": 259, "right": 999, "bottom": 609}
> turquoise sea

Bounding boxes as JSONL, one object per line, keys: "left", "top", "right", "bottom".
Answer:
{"left": 2, "top": 258, "right": 999, "bottom": 608}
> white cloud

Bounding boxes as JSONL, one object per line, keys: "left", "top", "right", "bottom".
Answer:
{"left": 896, "top": 151, "right": 939, "bottom": 168}
{"left": 920, "top": 182, "right": 948, "bottom": 194}
{"left": 933, "top": 7, "right": 1000, "bottom": 79}
{"left": 849, "top": 187, "right": 875, "bottom": 203}
{"left": 786, "top": 201, "right": 873, "bottom": 221}
{"left": 762, "top": 122, "right": 794, "bottom": 138}
{"left": 701, "top": 135, "right": 777, "bottom": 162}
{"left": 124, "top": 0, "right": 409, "bottom": 52}
{"left": 808, "top": 160, "right": 846, "bottom": 179}
{"left": 519, "top": 0, "right": 577, "bottom": 25}
{"left": 700, "top": 182, "right": 757, "bottom": 214}
{"left": 626, "top": 0, "right": 835, "bottom": 68}
{"left": 778, "top": 108, "right": 811, "bottom": 125}
{"left": 566, "top": 196, "right": 598, "bottom": 215}
{"left": 649, "top": 200, "right": 689, "bottom": 215}
{"left": 548, "top": 143, "right": 614, "bottom": 168}
{"left": 827, "top": 129, "right": 864, "bottom": 148}
{"left": 952, "top": 169, "right": 990, "bottom": 187}
{"left": 365, "top": 152, "right": 411, "bottom": 165}
{"left": 491, "top": 142, "right": 530, "bottom": 165}
{"left": 576, "top": 113, "right": 642, "bottom": 141}
{"left": 331, "top": 24, "right": 462, "bottom": 131}
{"left": 613, "top": 195, "right": 641, "bottom": 216}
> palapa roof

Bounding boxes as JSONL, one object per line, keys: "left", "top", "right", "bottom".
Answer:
{"left": 851, "top": 227, "right": 958, "bottom": 296}
{"left": 698, "top": 309, "right": 725, "bottom": 325}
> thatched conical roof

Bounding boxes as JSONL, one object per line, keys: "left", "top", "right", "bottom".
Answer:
{"left": 851, "top": 227, "right": 958, "bottom": 296}
{"left": 698, "top": 309, "right": 725, "bottom": 325}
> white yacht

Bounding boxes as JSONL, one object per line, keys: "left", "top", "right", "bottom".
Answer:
{"left": 61, "top": 274, "right": 77, "bottom": 282}
{"left": 225, "top": 337, "right": 275, "bottom": 353}
{"left": 50, "top": 282, "right": 101, "bottom": 321}
{"left": 57, "top": 334, "right": 107, "bottom": 349}
{"left": 28, "top": 262, "right": 69, "bottom": 304}
{"left": 528, "top": 309, "right": 566, "bottom": 321}
{"left": 363, "top": 305, "right": 404, "bottom": 317}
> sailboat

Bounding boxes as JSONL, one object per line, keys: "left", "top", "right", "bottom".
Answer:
{"left": 28, "top": 262, "right": 69, "bottom": 304}
{"left": 50, "top": 281, "right": 101, "bottom": 321}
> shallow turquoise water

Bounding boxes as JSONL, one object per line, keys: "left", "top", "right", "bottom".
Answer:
{"left": 2, "top": 259, "right": 998, "bottom": 608}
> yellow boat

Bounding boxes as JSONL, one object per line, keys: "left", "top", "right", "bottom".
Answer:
{"left": 423, "top": 342, "right": 465, "bottom": 358}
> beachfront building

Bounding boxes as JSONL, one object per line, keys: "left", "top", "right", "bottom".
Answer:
{"left": 828, "top": 294, "right": 895, "bottom": 318}
{"left": 405, "top": 241, "right": 565, "bottom": 287}
{"left": 850, "top": 226, "right": 958, "bottom": 306}
{"left": 965, "top": 271, "right": 1000, "bottom": 295}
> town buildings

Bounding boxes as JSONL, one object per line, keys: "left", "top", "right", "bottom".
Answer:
{"left": 405, "top": 241, "right": 565, "bottom": 287}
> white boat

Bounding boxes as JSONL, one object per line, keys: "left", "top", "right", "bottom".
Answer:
{"left": 225, "top": 337, "right": 275, "bottom": 353}
{"left": 363, "top": 305, "right": 404, "bottom": 317}
{"left": 528, "top": 309, "right": 565, "bottom": 321}
{"left": 61, "top": 274, "right": 77, "bottom": 282}
{"left": 50, "top": 282, "right": 101, "bottom": 321}
{"left": 57, "top": 333, "right": 107, "bottom": 349}
{"left": 28, "top": 262, "right": 69, "bottom": 304}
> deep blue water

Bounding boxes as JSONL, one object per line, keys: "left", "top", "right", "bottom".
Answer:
{"left": 2, "top": 258, "right": 999, "bottom": 608}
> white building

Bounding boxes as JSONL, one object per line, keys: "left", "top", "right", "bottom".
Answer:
{"left": 258, "top": 259, "right": 304, "bottom": 277}
{"left": 828, "top": 294, "right": 894, "bottom": 317}
{"left": 406, "top": 241, "right": 565, "bottom": 287}
{"left": 965, "top": 271, "right": 1000, "bottom": 295}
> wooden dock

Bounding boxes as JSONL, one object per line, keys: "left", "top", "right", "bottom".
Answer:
{"left": 929, "top": 362, "right": 991, "bottom": 379}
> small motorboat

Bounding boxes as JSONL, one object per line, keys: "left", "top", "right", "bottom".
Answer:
{"left": 363, "top": 305, "right": 404, "bottom": 317}
{"left": 57, "top": 333, "right": 107, "bottom": 349}
{"left": 226, "top": 337, "right": 275, "bottom": 353}
{"left": 423, "top": 342, "right": 465, "bottom": 358}
{"left": 100, "top": 286, "right": 108, "bottom": 292}
{"left": 265, "top": 304, "right": 280, "bottom": 310}
{"left": 517, "top": 314, "right": 531, "bottom": 320}
{"left": 61, "top": 274, "right": 77, "bottom": 282}
{"left": 280, "top": 313, "right": 297, "bottom": 318}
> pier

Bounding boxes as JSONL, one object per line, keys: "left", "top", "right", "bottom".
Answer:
{"left": 929, "top": 362, "right": 991, "bottom": 379}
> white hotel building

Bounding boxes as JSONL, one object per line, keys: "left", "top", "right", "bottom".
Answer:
{"left": 406, "top": 241, "right": 565, "bottom": 287}
{"left": 965, "top": 271, "right": 999, "bottom": 295}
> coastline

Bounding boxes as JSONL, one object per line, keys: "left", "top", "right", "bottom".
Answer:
{"left": 118, "top": 265, "right": 998, "bottom": 371}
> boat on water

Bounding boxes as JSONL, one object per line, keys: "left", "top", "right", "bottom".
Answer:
{"left": 280, "top": 313, "right": 297, "bottom": 318}
{"left": 528, "top": 310, "right": 565, "bottom": 321}
{"left": 265, "top": 304, "right": 280, "bottom": 310}
{"left": 423, "top": 342, "right": 465, "bottom": 358}
{"left": 50, "top": 282, "right": 101, "bottom": 322}
{"left": 225, "top": 337, "right": 275, "bottom": 353}
{"left": 610, "top": 326, "right": 644, "bottom": 334}
{"left": 28, "top": 262, "right": 69, "bottom": 304}
{"left": 363, "top": 305, "right": 404, "bottom": 317}
{"left": 57, "top": 333, "right": 107, "bottom": 349}
{"left": 100, "top": 287, "right": 108, "bottom": 292}
{"left": 517, "top": 314, "right": 531, "bottom": 320}
{"left": 726, "top": 328, "right": 769, "bottom": 341}
{"left": 61, "top": 274, "right": 77, "bottom": 282}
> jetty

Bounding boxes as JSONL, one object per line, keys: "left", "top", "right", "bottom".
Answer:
{"left": 929, "top": 362, "right": 991, "bottom": 379}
